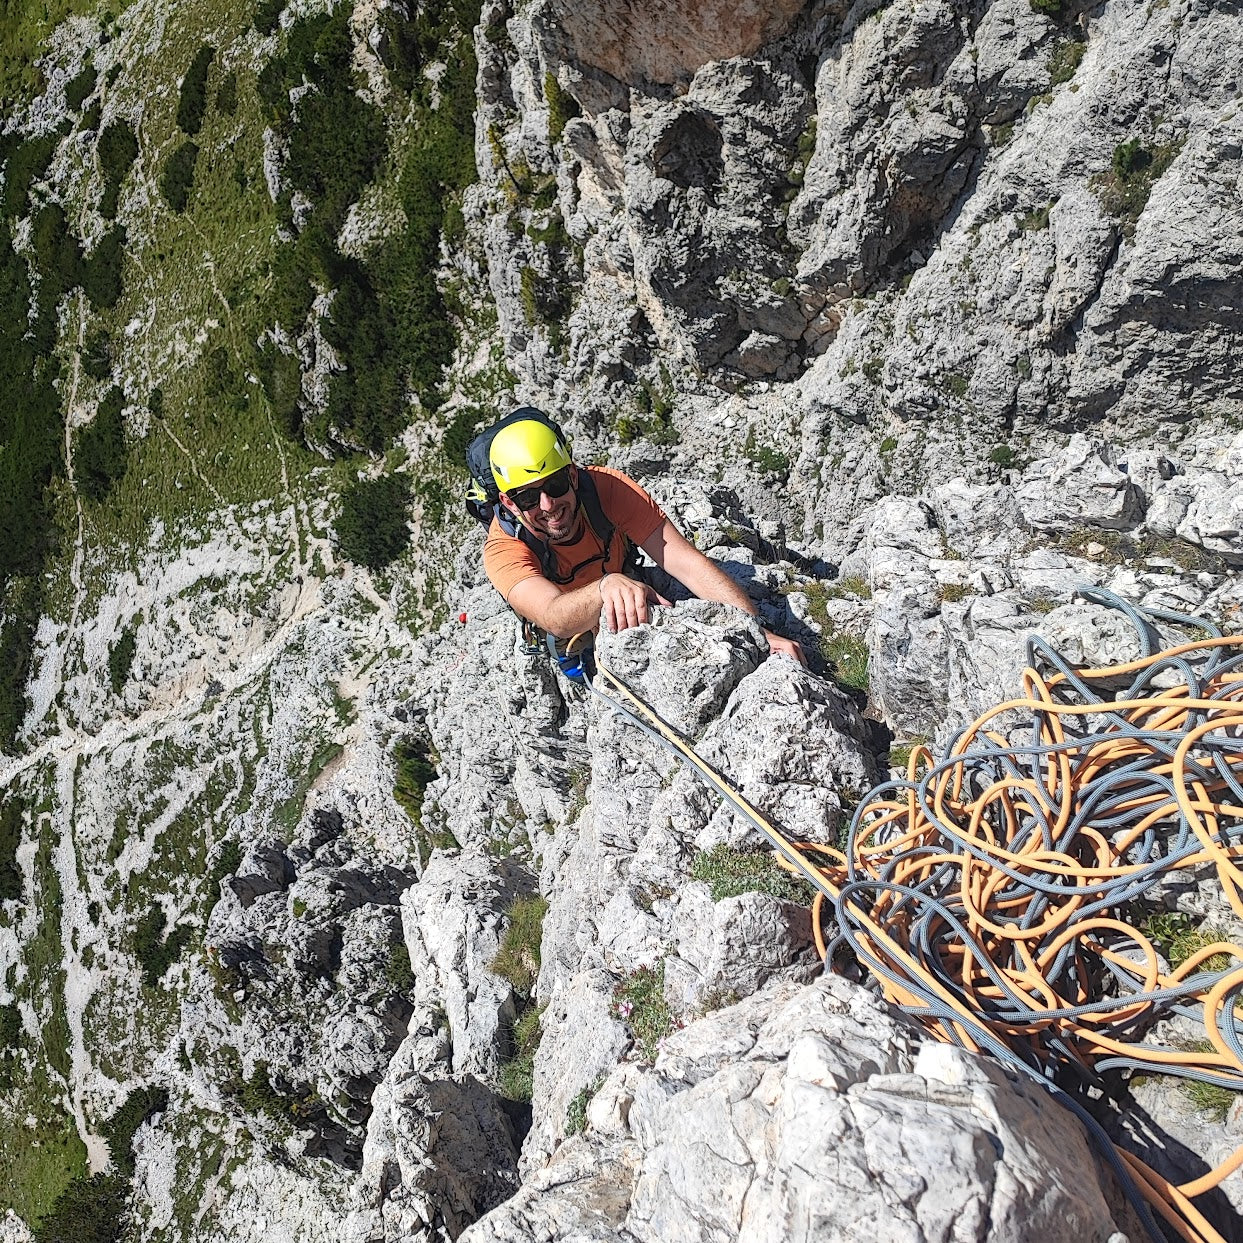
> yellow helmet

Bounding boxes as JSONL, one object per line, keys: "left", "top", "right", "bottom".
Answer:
{"left": 490, "top": 418, "right": 573, "bottom": 493}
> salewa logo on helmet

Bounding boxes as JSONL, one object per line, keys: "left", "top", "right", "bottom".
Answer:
{"left": 489, "top": 418, "right": 572, "bottom": 490}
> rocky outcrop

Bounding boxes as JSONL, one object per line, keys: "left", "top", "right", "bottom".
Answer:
{"left": 475, "top": 0, "right": 1243, "bottom": 551}
{"left": 185, "top": 817, "right": 416, "bottom": 1163}
{"left": 461, "top": 976, "right": 1144, "bottom": 1243}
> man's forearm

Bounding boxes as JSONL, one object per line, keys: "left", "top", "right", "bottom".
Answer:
{"left": 541, "top": 579, "right": 607, "bottom": 638}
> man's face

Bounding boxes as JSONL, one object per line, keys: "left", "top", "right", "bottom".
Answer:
{"left": 501, "top": 465, "right": 581, "bottom": 543}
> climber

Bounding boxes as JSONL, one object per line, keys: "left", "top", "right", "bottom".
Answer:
{"left": 472, "top": 409, "right": 805, "bottom": 667}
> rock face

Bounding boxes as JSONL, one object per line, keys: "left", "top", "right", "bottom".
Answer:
{"left": 475, "top": 0, "right": 1243, "bottom": 547}
{"left": 460, "top": 976, "right": 1142, "bottom": 1243}
{"left": 6, "top": 0, "right": 1243, "bottom": 1238}
{"left": 542, "top": 0, "right": 807, "bottom": 89}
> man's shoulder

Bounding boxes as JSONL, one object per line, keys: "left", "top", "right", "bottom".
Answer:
{"left": 583, "top": 464, "right": 647, "bottom": 502}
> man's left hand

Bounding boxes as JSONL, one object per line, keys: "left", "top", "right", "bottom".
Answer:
{"left": 764, "top": 630, "right": 806, "bottom": 665}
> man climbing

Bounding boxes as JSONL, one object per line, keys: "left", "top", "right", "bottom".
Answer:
{"left": 477, "top": 410, "right": 805, "bottom": 666}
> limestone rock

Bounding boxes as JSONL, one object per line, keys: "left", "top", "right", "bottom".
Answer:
{"left": 462, "top": 977, "right": 1142, "bottom": 1243}
{"left": 1014, "top": 436, "right": 1146, "bottom": 534}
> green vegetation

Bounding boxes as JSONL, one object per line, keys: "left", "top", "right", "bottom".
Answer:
{"left": 491, "top": 895, "right": 548, "bottom": 997}
{"left": 1141, "top": 911, "right": 1233, "bottom": 976}
{"left": 385, "top": 940, "right": 415, "bottom": 995}
{"left": 617, "top": 371, "right": 677, "bottom": 446}
{"left": 784, "top": 581, "right": 871, "bottom": 691}
{"left": 31, "top": 1173, "right": 125, "bottom": 1243}
{"left": 1048, "top": 39, "right": 1086, "bottom": 85}
{"left": 493, "top": 893, "right": 548, "bottom": 1101}
{"left": 498, "top": 1005, "right": 542, "bottom": 1101}
{"left": 261, "top": 0, "right": 482, "bottom": 452}
{"left": 611, "top": 963, "right": 673, "bottom": 1062}
{"left": 64, "top": 62, "right": 96, "bottom": 111}
{"left": 691, "top": 844, "right": 814, "bottom": 904}
{"left": 544, "top": 72, "right": 579, "bottom": 143}
{"left": 0, "top": 793, "right": 23, "bottom": 901}
{"left": 1029, "top": 0, "right": 1063, "bottom": 16}
{"left": 824, "top": 630, "right": 869, "bottom": 692}
{"left": 565, "top": 1075, "right": 605, "bottom": 1136}
{"left": 1019, "top": 202, "right": 1052, "bottom": 231}
{"left": 743, "top": 425, "right": 790, "bottom": 475}
{"left": 160, "top": 140, "right": 200, "bottom": 212}
{"left": 395, "top": 730, "right": 440, "bottom": 830}
{"left": 74, "top": 387, "right": 128, "bottom": 502}
{"left": 82, "top": 226, "right": 127, "bottom": 310}
{"left": 255, "top": 0, "right": 284, "bottom": 35}
{"left": 0, "top": 1002, "right": 19, "bottom": 1087}
{"left": 0, "top": 140, "right": 72, "bottom": 748}
{"left": 132, "top": 904, "right": 193, "bottom": 986}
{"left": 334, "top": 474, "right": 411, "bottom": 569}
{"left": 939, "top": 582, "right": 972, "bottom": 603}
{"left": 879, "top": 435, "right": 897, "bottom": 456}
{"left": 989, "top": 444, "right": 1018, "bottom": 469}
{"left": 107, "top": 624, "right": 138, "bottom": 695}
{"left": 101, "top": 1086, "right": 169, "bottom": 1177}
{"left": 177, "top": 45, "right": 216, "bottom": 136}
{"left": 826, "top": 575, "right": 871, "bottom": 600}
{"left": 1092, "top": 138, "right": 1182, "bottom": 232}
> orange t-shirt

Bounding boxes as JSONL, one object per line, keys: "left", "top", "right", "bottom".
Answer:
{"left": 483, "top": 466, "right": 667, "bottom": 602}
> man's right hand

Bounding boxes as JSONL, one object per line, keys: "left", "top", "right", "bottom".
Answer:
{"left": 599, "top": 574, "right": 672, "bottom": 633}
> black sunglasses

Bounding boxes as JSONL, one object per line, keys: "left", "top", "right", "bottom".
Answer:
{"left": 508, "top": 467, "right": 573, "bottom": 511}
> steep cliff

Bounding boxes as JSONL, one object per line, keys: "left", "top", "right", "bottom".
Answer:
{"left": 1, "top": 0, "right": 1242, "bottom": 1239}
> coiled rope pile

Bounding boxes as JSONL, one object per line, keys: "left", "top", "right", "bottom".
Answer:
{"left": 586, "top": 589, "right": 1243, "bottom": 1243}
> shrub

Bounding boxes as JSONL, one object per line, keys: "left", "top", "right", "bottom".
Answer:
{"left": 989, "top": 444, "right": 1017, "bottom": 468}
{"left": 611, "top": 963, "right": 673, "bottom": 1062}
{"left": 83, "top": 226, "right": 126, "bottom": 310}
{"left": 498, "top": 1005, "right": 542, "bottom": 1102}
{"left": 691, "top": 844, "right": 814, "bottom": 904}
{"left": 32, "top": 1173, "right": 125, "bottom": 1243}
{"left": 100, "top": 1086, "right": 168, "bottom": 1177}
{"left": 743, "top": 425, "right": 790, "bottom": 474}
{"left": 1029, "top": 0, "right": 1062, "bottom": 15}
{"left": 441, "top": 405, "right": 483, "bottom": 468}
{"left": 132, "top": 904, "right": 191, "bottom": 986}
{"left": 545, "top": 72, "right": 580, "bottom": 143}
{"left": 108, "top": 625, "right": 137, "bottom": 694}
{"left": 491, "top": 895, "right": 548, "bottom": 998}
{"left": 160, "top": 140, "right": 199, "bottom": 212}
{"left": 65, "top": 63, "right": 97, "bottom": 111}
{"left": 334, "top": 474, "right": 412, "bottom": 570}
{"left": 254, "top": 0, "right": 284, "bottom": 35}
{"left": 1048, "top": 39, "right": 1085, "bottom": 85}
{"left": 81, "top": 333, "right": 112, "bottom": 384}
{"left": 385, "top": 941, "right": 415, "bottom": 995}
{"left": 565, "top": 1075, "right": 604, "bottom": 1135}
{"left": 256, "top": 341, "right": 303, "bottom": 439}
{"left": 216, "top": 69, "right": 238, "bottom": 116}
{"left": 1019, "top": 202, "right": 1051, "bottom": 231}
{"left": 0, "top": 795, "right": 24, "bottom": 901}
{"left": 1092, "top": 139, "right": 1181, "bottom": 231}
{"left": 176, "top": 45, "right": 215, "bottom": 136}
{"left": 75, "top": 386, "right": 127, "bottom": 502}
{"left": 97, "top": 123, "right": 139, "bottom": 221}
{"left": 1, "top": 131, "right": 60, "bottom": 219}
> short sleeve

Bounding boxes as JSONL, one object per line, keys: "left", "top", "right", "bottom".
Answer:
{"left": 482, "top": 518, "right": 542, "bottom": 601}
{"left": 588, "top": 467, "right": 667, "bottom": 547}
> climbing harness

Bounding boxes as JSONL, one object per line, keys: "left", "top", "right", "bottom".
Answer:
{"left": 575, "top": 589, "right": 1243, "bottom": 1243}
